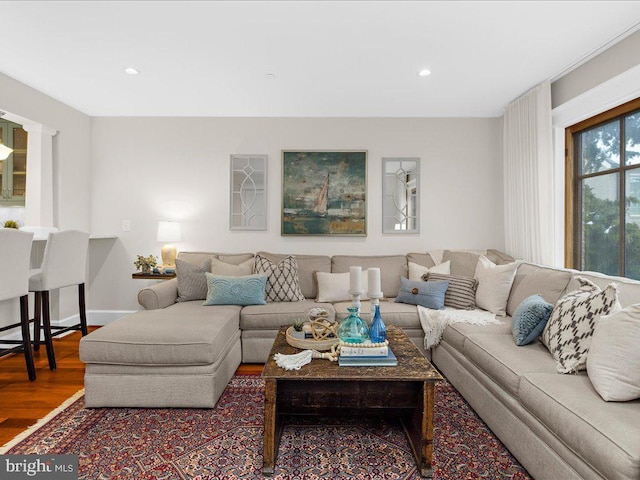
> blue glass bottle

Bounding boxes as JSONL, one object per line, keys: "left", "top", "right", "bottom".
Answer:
{"left": 369, "top": 304, "right": 387, "bottom": 343}
{"left": 338, "top": 306, "right": 369, "bottom": 343}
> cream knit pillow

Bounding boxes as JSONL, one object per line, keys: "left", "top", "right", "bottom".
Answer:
{"left": 474, "top": 256, "right": 517, "bottom": 316}
{"left": 587, "top": 304, "right": 640, "bottom": 401}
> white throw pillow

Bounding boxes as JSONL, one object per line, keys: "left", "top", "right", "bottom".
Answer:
{"left": 474, "top": 256, "right": 517, "bottom": 316}
{"left": 315, "top": 271, "right": 369, "bottom": 303}
{"left": 408, "top": 261, "right": 451, "bottom": 281}
{"left": 587, "top": 304, "right": 640, "bottom": 401}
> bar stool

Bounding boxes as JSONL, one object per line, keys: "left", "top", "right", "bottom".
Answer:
{"left": 0, "top": 229, "right": 36, "bottom": 380}
{"left": 31, "top": 229, "right": 89, "bottom": 371}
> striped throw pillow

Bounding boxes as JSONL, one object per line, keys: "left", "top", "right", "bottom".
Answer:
{"left": 423, "top": 272, "right": 478, "bottom": 310}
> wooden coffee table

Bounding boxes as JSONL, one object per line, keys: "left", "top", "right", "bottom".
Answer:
{"left": 261, "top": 325, "right": 443, "bottom": 477}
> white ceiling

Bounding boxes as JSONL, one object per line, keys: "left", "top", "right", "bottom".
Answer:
{"left": 2, "top": 1, "right": 640, "bottom": 117}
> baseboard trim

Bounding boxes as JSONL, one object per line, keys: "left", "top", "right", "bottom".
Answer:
{"left": 0, "top": 310, "right": 135, "bottom": 342}
{"left": 61, "top": 310, "right": 135, "bottom": 327}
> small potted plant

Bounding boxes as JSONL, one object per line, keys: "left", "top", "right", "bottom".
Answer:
{"left": 134, "top": 254, "right": 158, "bottom": 274}
{"left": 290, "top": 319, "right": 306, "bottom": 339}
{"left": 3, "top": 220, "right": 19, "bottom": 229}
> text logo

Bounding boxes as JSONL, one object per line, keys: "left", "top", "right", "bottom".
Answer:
{"left": 1, "top": 455, "right": 78, "bottom": 479}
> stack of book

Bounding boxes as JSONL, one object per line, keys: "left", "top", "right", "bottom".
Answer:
{"left": 338, "top": 340, "right": 398, "bottom": 367}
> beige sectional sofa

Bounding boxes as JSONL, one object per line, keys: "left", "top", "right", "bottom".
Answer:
{"left": 79, "top": 250, "right": 640, "bottom": 480}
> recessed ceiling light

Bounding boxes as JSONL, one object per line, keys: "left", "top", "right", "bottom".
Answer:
{"left": 418, "top": 69, "right": 431, "bottom": 77}
{"left": 124, "top": 67, "right": 140, "bottom": 75}
{"left": 266, "top": 73, "right": 276, "bottom": 79}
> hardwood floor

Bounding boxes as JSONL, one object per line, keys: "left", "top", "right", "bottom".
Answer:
{"left": 0, "top": 327, "right": 264, "bottom": 447}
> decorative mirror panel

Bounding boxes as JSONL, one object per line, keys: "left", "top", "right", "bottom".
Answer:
{"left": 230, "top": 154, "right": 267, "bottom": 230}
{"left": 382, "top": 157, "right": 419, "bottom": 233}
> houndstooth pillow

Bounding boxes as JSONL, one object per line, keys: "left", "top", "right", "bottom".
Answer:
{"left": 254, "top": 254, "right": 305, "bottom": 302}
{"left": 541, "top": 277, "right": 620, "bottom": 374}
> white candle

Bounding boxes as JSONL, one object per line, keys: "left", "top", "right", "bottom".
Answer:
{"left": 368, "top": 267, "right": 382, "bottom": 297}
{"left": 350, "top": 266, "right": 362, "bottom": 293}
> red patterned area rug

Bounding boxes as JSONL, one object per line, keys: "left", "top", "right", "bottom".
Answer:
{"left": 1, "top": 375, "right": 531, "bottom": 479}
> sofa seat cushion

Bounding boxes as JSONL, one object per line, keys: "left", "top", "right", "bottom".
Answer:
{"left": 240, "top": 300, "right": 335, "bottom": 330}
{"left": 463, "top": 334, "right": 557, "bottom": 396}
{"left": 519, "top": 373, "right": 640, "bottom": 480}
{"left": 442, "top": 321, "right": 512, "bottom": 351}
{"left": 333, "top": 300, "right": 421, "bottom": 328}
{"left": 80, "top": 302, "right": 240, "bottom": 366}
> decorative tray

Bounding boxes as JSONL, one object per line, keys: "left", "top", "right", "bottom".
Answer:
{"left": 285, "top": 326, "right": 339, "bottom": 351}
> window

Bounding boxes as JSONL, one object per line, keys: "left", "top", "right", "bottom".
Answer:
{"left": 566, "top": 97, "right": 640, "bottom": 279}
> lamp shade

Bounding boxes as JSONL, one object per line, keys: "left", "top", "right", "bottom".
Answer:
{"left": 157, "top": 221, "right": 182, "bottom": 243}
{"left": 0, "top": 143, "right": 13, "bottom": 161}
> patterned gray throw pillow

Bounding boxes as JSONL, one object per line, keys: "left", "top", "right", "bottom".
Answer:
{"left": 424, "top": 272, "right": 478, "bottom": 310}
{"left": 541, "top": 277, "right": 619, "bottom": 374}
{"left": 254, "top": 254, "right": 305, "bottom": 302}
{"left": 176, "top": 258, "right": 212, "bottom": 302}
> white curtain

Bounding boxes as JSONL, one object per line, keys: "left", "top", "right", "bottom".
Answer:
{"left": 503, "top": 81, "right": 554, "bottom": 265}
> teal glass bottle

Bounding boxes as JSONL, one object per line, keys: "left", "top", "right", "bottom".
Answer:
{"left": 369, "top": 304, "right": 387, "bottom": 343}
{"left": 338, "top": 306, "right": 369, "bottom": 343}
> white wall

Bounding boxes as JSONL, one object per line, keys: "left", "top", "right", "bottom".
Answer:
{"left": 89, "top": 116, "right": 504, "bottom": 311}
{"left": 0, "top": 72, "right": 91, "bottom": 328}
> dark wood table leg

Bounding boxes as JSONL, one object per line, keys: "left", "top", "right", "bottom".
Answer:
{"left": 400, "top": 381, "right": 436, "bottom": 478}
{"left": 263, "top": 379, "right": 283, "bottom": 475}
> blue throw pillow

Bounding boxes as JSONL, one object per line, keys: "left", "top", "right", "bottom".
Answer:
{"left": 395, "top": 277, "right": 449, "bottom": 310}
{"left": 203, "top": 273, "right": 267, "bottom": 306}
{"left": 512, "top": 294, "right": 553, "bottom": 346}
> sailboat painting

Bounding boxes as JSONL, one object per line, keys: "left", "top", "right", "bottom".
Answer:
{"left": 282, "top": 151, "right": 367, "bottom": 236}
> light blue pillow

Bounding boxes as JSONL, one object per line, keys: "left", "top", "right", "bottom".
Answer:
{"left": 395, "top": 277, "right": 449, "bottom": 310}
{"left": 512, "top": 294, "right": 553, "bottom": 346}
{"left": 203, "top": 273, "right": 267, "bottom": 306}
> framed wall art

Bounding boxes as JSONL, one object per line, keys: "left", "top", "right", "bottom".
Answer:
{"left": 282, "top": 150, "right": 367, "bottom": 236}
{"left": 230, "top": 154, "right": 267, "bottom": 231}
{"left": 382, "top": 157, "right": 420, "bottom": 234}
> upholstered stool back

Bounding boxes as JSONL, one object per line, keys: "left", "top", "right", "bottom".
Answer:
{"left": 31, "top": 230, "right": 89, "bottom": 291}
{"left": 0, "top": 229, "right": 33, "bottom": 301}
{"left": 0, "top": 228, "right": 36, "bottom": 380}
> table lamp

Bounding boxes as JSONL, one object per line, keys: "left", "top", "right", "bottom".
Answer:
{"left": 157, "top": 221, "right": 182, "bottom": 268}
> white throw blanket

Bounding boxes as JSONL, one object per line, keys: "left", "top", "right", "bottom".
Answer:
{"left": 418, "top": 306, "right": 501, "bottom": 349}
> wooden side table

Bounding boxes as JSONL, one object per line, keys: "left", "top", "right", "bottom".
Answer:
{"left": 131, "top": 272, "right": 176, "bottom": 280}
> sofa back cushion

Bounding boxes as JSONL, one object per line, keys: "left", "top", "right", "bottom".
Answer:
{"left": 177, "top": 251, "right": 254, "bottom": 267}
{"left": 177, "top": 251, "right": 216, "bottom": 267}
{"left": 506, "top": 263, "right": 572, "bottom": 317}
{"left": 406, "top": 253, "right": 436, "bottom": 268}
{"left": 485, "top": 248, "right": 516, "bottom": 265}
{"left": 331, "top": 255, "right": 407, "bottom": 298}
{"left": 256, "top": 252, "right": 331, "bottom": 299}
{"left": 442, "top": 250, "right": 482, "bottom": 277}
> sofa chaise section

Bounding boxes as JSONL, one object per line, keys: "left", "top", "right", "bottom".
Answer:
{"left": 80, "top": 302, "right": 241, "bottom": 408}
